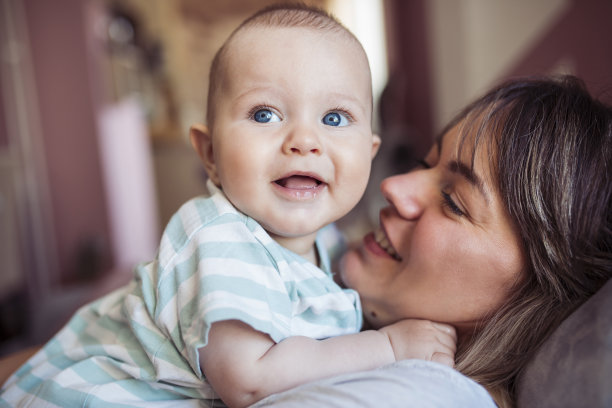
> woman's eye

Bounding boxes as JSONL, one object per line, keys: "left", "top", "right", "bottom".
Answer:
{"left": 322, "top": 111, "right": 349, "bottom": 127}
{"left": 252, "top": 108, "right": 280, "bottom": 123}
{"left": 441, "top": 191, "right": 465, "bottom": 217}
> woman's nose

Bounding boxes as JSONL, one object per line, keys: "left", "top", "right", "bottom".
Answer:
{"left": 281, "top": 124, "right": 323, "bottom": 155}
{"left": 380, "top": 172, "right": 430, "bottom": 220}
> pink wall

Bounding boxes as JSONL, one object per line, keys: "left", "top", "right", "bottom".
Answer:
{"left": 24, "top": 0, "right": 111, "bottom": 283}
{"left": 382, "top": 0, "right": 434, "bottom": 158}
{"left": 0, "top": 80, "right": 6, "bottom": 148}
{"left": 507, "top": 0, "right": 612, "bottom": 104}
{"left": 383, "top": 0, "right": 612, "bottom": 161}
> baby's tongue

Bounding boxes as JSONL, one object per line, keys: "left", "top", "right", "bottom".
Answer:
{"left": 280, "top": 175, "right": 319, "bottom": 189}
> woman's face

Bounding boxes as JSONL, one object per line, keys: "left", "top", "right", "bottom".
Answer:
{"left": 340, "top": 121, "right": 526, "bottom": 333}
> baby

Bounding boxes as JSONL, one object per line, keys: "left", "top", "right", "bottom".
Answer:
{"left": 1, "top": 4, "right": 455, "bottom": 408}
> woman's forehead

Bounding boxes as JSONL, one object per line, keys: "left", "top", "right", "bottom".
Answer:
{"left": 438, "top": 117, "right": 499, "bottom": 192}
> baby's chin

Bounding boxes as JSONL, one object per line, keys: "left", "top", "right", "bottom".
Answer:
{"left": 265, "top": 224, "right": 321, "bottom": 239}
{"left": 263, "top": 214, "right": 341, "bottom": 238}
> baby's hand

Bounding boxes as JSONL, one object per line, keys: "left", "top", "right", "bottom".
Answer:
{"left": 379, "top": 319, "right": 457, "bottom": 367}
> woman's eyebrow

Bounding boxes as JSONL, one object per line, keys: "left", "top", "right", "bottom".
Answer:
{"left": 447, "top": 160, "right": 490, "bottom": 205}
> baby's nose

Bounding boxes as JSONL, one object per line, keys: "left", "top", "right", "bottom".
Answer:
{"left": 282, "top": 125, "right": 323, "bottom": 155}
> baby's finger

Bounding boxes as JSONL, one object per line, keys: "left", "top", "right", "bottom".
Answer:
{"left": 431, "top": 351, "right": 455, "bottom": 368}
{"left": 432, "top": 338, "right": 456, "bottom": 358}
{"left": 431, "top": 323, "right": 457, "bottom": 352}
{"left": 431, "top": 322, "right": 457, "bottom": 340}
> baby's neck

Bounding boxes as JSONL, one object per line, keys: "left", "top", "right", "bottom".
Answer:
{"left": 271, "top": 232, "right": 319, "bottom": 265}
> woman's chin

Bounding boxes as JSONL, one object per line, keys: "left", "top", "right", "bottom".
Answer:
{"left": 338, "top": 249, "right": 361, "bottom": 289}
{"left": 361, "top": 307, "right": 390, "bottom": 329}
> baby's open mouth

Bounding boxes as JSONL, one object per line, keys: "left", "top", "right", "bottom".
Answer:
{"left": 274, "top": 175, "right": 323, "bottom": 189}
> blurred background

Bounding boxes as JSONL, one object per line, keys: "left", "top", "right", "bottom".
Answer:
{"left": 0, "top": 0, "right": 610, "bottom": 356}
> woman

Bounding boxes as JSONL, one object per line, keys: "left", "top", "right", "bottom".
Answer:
{"left": 341, "top": 74, "right": 612, "bottom": 406}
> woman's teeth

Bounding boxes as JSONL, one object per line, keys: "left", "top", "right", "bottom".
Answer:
{"left": 374, "top": 228, "right": 402, "bottom": 261}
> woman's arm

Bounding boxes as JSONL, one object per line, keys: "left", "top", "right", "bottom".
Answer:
{"left": 199, "top": 319, "right": 456, "bottom": 408}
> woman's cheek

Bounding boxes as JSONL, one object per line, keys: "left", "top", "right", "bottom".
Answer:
{"left": 338, "top": 250, "right": 362, "bottom": 291}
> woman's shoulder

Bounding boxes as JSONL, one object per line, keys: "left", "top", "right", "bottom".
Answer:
{"left": 252, "top": 360, "right": 496, "bottom": 408}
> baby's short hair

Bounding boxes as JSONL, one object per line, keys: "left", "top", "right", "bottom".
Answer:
{"left": 206, "top": 3, "right": 366, "bottom": 128}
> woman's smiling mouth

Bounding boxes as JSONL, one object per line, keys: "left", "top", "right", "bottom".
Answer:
{"left": 373, "top": 227, "right": 402, "bottom": 261}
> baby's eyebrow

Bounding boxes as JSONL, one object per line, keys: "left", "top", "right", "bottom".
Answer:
{"left": 235, "top": 85, "right": 279, "bottom": 101}
{"left": 447, "top": 160, "right": 490, "bottom": 205}
{"left": 326, "top": 92, "right": 369, "bottom": 114}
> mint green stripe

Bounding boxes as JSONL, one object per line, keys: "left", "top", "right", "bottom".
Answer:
{"left": 194, "top": 195, "right": 221, "bottom": 223}
{"left": 67, "top": 311, "right": 89, "bottom": 333}
{"left": 43, "top": 336, "right": 81, "bottom": 372}
{"left": 298, "top": 307, "right": 359, "bottom": 329}
{"left": 164, "top": 201, "right": 237, "bottom": 256}
{"left": 193, "top": 241, "right": 275, "bottom": 265}
{"left": 70, "top": 359, "right": 120, "bottom": 384}
{"left": 96, "top": 315, "right": 158, "bottom": 379}
{"left": 203, "top": 307, "right": 289, "bottom": 344}
{"left": 13, "top": 373, "right": 154, "bottom": 408}
{"left": 11, "top": 369, "right": 42, "bottom": 395}
{"left": 134, "top": 263, "right": 159, "bottom": 315}
{"left": 148, "top": 336, "right": 189, "bottom": 371}
{"left": 128, "top": 319, "right": 167, "bottom": 360}
{"left": 7, "top": 366, "right": 205, "bottom": 407}
{"left": 155, "top": 254, "right": 197, "bottom": 315}
{"left": 111, "top": 378, "right": 201, "bottom": 402}
{"left": 285, "top": 276, "right": 346, "bottom": 299}
{"left": 173, "top": 276, "right": 292, "bottom": 333}
{"left": 155, "top": 246, "right": 284, "bottom": 317}
{"left": 315, "top": 234, "right": 332, "bottom": 274}
{"left": 12, "top": 360, "right": 34, "bottom": 380}
{"left": 197, "top": 275, "right": 290, "bottom": 310}
{"left": 163, "top": 212, "right": 191, "bottom": 253}
{"left": 0, "top": 397, "right": 13, "bottom": 407}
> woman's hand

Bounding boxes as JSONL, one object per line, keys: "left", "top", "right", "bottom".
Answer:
{"left": 379, "top": 319, "right": 457, "bottom": 367}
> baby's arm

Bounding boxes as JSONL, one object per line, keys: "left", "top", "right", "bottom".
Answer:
{"left": 199, "top": 319, "right": 456, "bottom": 408}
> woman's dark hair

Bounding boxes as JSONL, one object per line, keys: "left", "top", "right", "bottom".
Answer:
{"left": 448, "top": 75, "right": 611, "bottom": 407}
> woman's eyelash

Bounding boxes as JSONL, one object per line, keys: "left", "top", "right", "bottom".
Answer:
{"left": 441, "top": 191, "right": 465, "bottom": 217}
{"left": 412, "top": 157, "right": 465, "bottom": 217}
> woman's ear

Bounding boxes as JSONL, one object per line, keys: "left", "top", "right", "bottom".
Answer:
{"left": 371, "top": 134, "right": 382, "bottom": 159}
{"left": 190, "top": 124, "right": 220, "bottom": 186}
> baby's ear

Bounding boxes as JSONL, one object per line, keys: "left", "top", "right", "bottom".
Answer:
{"left": 190, "top": 124, "right": 220, "bottom": 186}
{"left": 371, "top": 134, "right": 382, "bottom": 159}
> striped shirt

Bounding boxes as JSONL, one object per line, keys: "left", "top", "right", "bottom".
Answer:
{"left": 1, "top": 182, "right": 362, "bottom": 407}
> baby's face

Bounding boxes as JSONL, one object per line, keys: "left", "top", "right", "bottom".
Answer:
{"left": 208, "top": 26, "right": 379, "bottom": 247}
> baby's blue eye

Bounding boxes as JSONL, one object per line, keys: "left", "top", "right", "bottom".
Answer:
{"left": 322, "top": 112, "right": 349, "bottom": 127}
{"left": 252, "top": 109, "right": 280, "bottom": 123}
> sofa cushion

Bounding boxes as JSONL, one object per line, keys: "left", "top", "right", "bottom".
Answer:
{"left": 517, "top": 279, "right": 612, "bottom": 407}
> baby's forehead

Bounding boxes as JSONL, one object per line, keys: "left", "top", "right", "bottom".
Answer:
{"left": 207, "top": 23, "right": 373, "bottom": 120}
{"left": 222, "top": 25, "right": 370, "bottom": 83}
{"left": 228, "top": 24, "right": 361, "bottom": 53}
